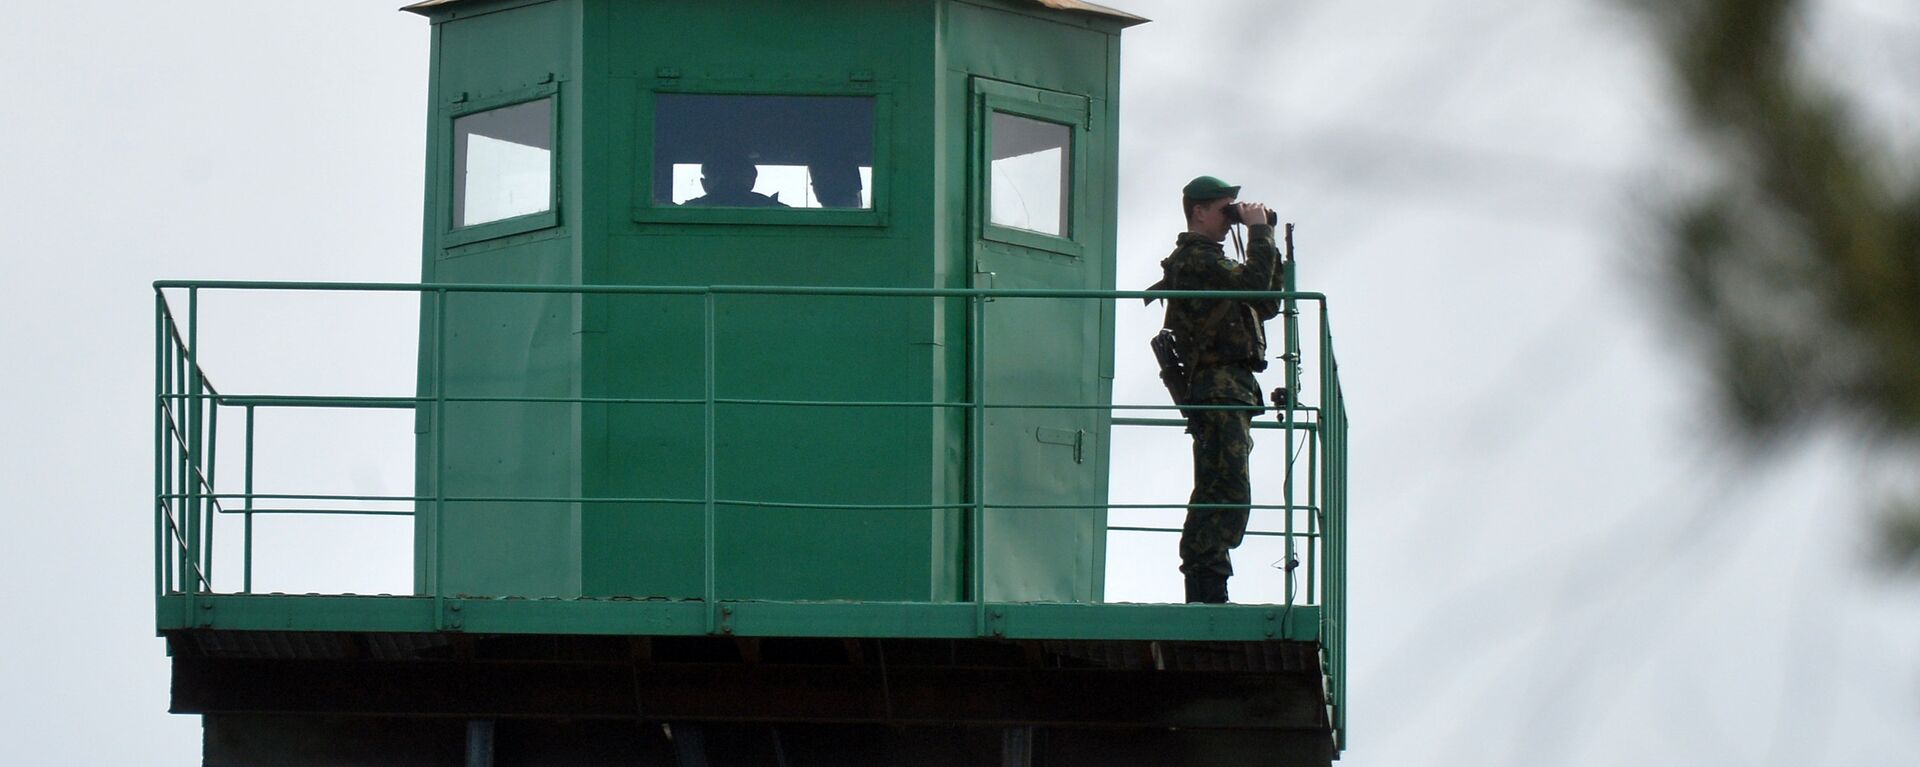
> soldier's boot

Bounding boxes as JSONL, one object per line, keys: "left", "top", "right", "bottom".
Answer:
{"left": 1185, "top": 575, "right": 1229, "bottom": 604}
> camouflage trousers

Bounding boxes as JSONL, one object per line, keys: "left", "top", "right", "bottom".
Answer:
{"left": 1179, "top": 403, "right": 1255, "bottom": 578}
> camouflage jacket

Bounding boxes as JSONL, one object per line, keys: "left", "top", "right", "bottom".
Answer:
{"left": 1158, "top": 225, "right": 1283, "bottom": 405}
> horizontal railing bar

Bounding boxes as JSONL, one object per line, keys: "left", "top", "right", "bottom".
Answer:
{"left": 172, "top": 493, "right": 700, "bottom": 504}
{"left": 172, "top": 492, "right": 425, "bottom": 502}
{"left": 212, "top": 395, "right": 421, "bottom": 409}
{"left": 214, "top": 502, "right": 976, "bottom": 514}
{"left": 177, "top": 492, "right": 1315, "bottom": 514}
{"left": 718, "top": 398, "right": 969, "bottom": 409}
{"left": 1115, "top": 405, "right": 1320, "bottom": 419}
{"left": 204, "top": 394, "right": 711, "bottom": 408}
{"left": 701, "top": 501, "right": 1308, "bottom": 512}
{"left": 196, "top": 395, "right": 953, "bottom": 410}
{"left": 1007, "top": 503, "right": 1316, "bottom": 511}
{"left": 1107, "top": 525, "right": 1320, "bottom": 539}
{"left": 155, "top": 280, "right": 1327, "bottom": 303}
{"left": 955, "top": 402, "right": 1307, "bottom": 412}
{"left": 698, "top": 500, "right": 974, "bottom": 510}
{"left": 163, "top": 391, "right": 1326, "bottom": 419}
{"left": 721, "top": 400, "right": 1320, "bottom": 414}
{"left": 1113, "top": 416, "right": 1321, "bottom": 431}
{"left": 222, "top": 508, "right": 416, "bottom": 517}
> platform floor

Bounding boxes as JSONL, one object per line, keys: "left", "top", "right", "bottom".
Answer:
{"left": 156, "top": 594, "right": 1326, "bottom": 642}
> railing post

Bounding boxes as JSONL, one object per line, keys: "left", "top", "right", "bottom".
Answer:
{"left": 154, "top": 292, "right": 166, "bottom": 599}
{"left": 432, "top": 288, "right": 448, "bottom": 629}
{"left": 703, "top": 291, "right": 719, "bottom": 633}
{"left": 1280, "top": 230, "right": 1300, "bottom": 608}
{"left": 166, "top": 313, "right": 179, "bottom": 596}
{"left": 1319, "top": 308, "right": 1331, "bottom": 622}
{"left": 243, "top": 404, "right": 256, "bottom": 594}
{"left": 185, "top": 287, "right": 203, "bottom": 622}
{"left": 1307, "top": 403, "right": 1319, "bottom": 604}
{"left": 1319, "top": 311, "right": 1345, "bottom": 746}
{"left": 205, "top": 397, "right": 219, "bottom": 588}
{"left": 970, "top": 292, "right": 988, "bottom": 634}
{"left": 1338, "top": 386, "right": 1348, "bottom": 742}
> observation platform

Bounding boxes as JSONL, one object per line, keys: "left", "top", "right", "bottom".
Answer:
{"left": 153, "top": 280, "right": 1348, "bottom": 765}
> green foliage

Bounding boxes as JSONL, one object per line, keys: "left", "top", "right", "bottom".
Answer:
{"left": 1633, "top": 0, "right": 1920, "bottom": 556}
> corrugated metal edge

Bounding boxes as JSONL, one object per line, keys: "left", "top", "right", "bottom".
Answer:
{"left": 402, "top": 0, "right": 1149, "bottom": 25}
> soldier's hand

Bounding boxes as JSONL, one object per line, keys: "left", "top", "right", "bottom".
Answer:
{"left": 1237, "top": 202, "right": 1270, "bottom": 227}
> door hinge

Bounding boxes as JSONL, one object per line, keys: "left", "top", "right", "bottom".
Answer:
{"left": 972, "top": 264, "right": 996, "bottom": 301}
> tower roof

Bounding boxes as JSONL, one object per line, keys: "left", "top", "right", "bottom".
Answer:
{"left": 401, "top": 0, "right": 1147, "bottom": 26}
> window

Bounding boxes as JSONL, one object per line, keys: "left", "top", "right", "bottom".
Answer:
{"left": 651, "top": 94, "right": 875, "bottom": 210}
{"left": 972, "top": 79, "right": 1086, "bottom": 255}
{"left": 452, "top": 99, "right": 553, "bottom": 228}
{"left": 989, "top": 113, "right": 1071, "bottom": 237}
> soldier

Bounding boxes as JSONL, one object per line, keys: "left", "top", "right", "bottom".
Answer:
{"left": 1152, "top": 175, "right": 1280, "bottom": 604}
{"left": 683, "top": 155, "right": 788, "bottom": 208}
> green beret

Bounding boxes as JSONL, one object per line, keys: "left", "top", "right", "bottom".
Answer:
{"left": 1181, "top": 175, "right": 1240, "bottom": 201}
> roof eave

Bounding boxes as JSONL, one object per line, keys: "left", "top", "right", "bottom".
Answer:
{"left": 1030, "top": 0, "right": 1149, "bottom": 27}
{"left": 403, "top": 0, "right": 1148, "bottom": 27}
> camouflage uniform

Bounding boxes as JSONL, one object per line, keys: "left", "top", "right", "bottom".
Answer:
{"left": 1159, "top": 225, "right": 1282, "bottom": 581}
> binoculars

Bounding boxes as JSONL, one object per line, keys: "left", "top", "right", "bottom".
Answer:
{"left": 1224, "top": 203, "right": 1279, "bottom": 227}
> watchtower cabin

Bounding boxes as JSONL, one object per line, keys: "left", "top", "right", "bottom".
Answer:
{"left": 151, "top": 1, "right": 1349, "bottom": 764}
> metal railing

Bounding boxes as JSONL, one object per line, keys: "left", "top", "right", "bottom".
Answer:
{"left": 154, "top": 279, "right": 1348, "bottom": 738}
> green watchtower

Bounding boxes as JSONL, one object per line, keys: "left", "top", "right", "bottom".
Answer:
{"left": 152, "top": 1, "right": 1350, "bottom": 764}
{"left": 415, "top": 0, "right": 1128, "bottom": 606}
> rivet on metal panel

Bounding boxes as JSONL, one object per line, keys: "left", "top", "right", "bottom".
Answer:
{"left": 721, "top": 606, "right": 733, "bottom": 616}
{"left": 450, "top": 603, "right": 462, "bottom": 612}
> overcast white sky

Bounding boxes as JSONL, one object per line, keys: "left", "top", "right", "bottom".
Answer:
{"left": 3, "top": 1, "right": 1919, "bottom": 764}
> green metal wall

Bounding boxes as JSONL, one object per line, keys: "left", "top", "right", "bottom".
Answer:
{"left": 416, "top": 0, "right": 586, "bottom": 599}
{"left": 585, "top": 0, "right": 946, "bottom": 602}
{"left": 415, "top": 0, "right": 1124, "bottom": 603}
{"left": 942, "top": 0, "right": 1119, "bottom": 602}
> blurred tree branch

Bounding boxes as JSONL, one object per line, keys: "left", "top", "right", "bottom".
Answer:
{"left": 1630, "top": 0, "right": 1920, "bottom": 566}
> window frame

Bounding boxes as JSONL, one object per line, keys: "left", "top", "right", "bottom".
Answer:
{"left": 632, "top": 81, "right": 892, "bottom": 228}
{"left": 973, "top": 79, "right": 1089, "bottom": 258}
{"left": 441, "top": 83, "right": 562, "bottom": 248}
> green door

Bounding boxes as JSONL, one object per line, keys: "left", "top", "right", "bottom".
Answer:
{"left": 970, "top": 78, "right": 1103, "bottom": 602}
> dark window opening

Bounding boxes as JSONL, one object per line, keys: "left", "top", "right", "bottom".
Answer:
{"left": 653, "top": 94, "right": 876, "bottom": 210}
